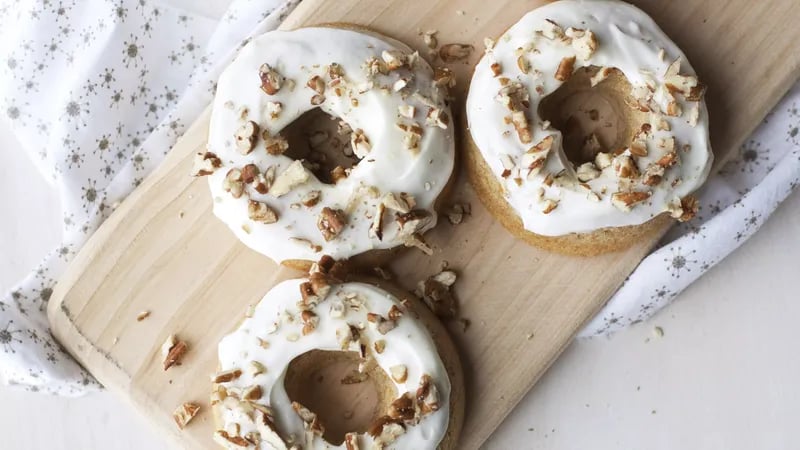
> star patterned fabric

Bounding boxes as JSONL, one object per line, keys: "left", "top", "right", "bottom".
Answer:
{"left": 0, "top": 0, "right": 300, "bottom": 395}
{"left": 0, "top": 0, "right": 798, "bottom": 394}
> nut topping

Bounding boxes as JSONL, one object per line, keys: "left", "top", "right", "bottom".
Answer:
{"left": 350, "top": 128, "right": 371, "bottom": 158}
{"left": 213, "top": 430, "right": 250, "bottom": 448}
{"left": 317, "top": 207, "right": 347, "bottom": 241}
{"left": 415, "top": 270, "right": 458, "bottom": 318}
{"left": 242, "top": 384, "right": 263, "bottom": 401}
{"left": 270, "top": 161, "right": 309, "bottom": 197}
{"left": 390, "top": 364, "right": 408, "bottom": 383}
{"left": 566, "top": 28, "right": 598, "bottom": 60}
{"left": 259, "top": 63, "right": 284, "bottom": 95}
{"left": 223, "top": 168, "right": 245, "bottom": 199}
{"left": 212, "top": 368, "right": 242, "bottom": 383}
{"left": 555, "top": 56, "right": 576, "bottom": 81}
{"left": 416, "top": 374, "right": 441, "bottom": 415}
{"left": 344, "top": 433, "right": 360, "bottom": 450}
{"left": 433, "top": 67, "right": 456, "bottom": 88}
{"left": 248, "top": 200, "right": 278, "bottom": 224}
{"left": 370, "top": 203, "right": 386, "bottom": 240}
{"left": 301, "top": 310, "right": 319, "bottom": 335}
{"left": 613, "top": 155, "right": 640, "bottom": 179}
{"left": 611, "top": 191, "right": 652, "bottom": 211}
{"left": 191, "top": 152, "right": 222, "bottom": 176}
{"left": 541, "top": 199, "right": 558, "bottom": 214}
{"left": 301, "top": 190, "right": 321, "bottom": 207}
{"left": 426, "top": 107, "right": 450, "bottom": 129}
{"left": 366, "top": 313, "right": 397, "bottom": 335}
{"left": 234, "top": 121, "right": 259, "bottom": 155}
{"left": 388, "top": 393, "right": 415, "bottom": 422}
{"left": 438, "top": 43, "right": 474, "bottom": 62}
{"left": 306, "top": 75, "right": 325, "bottom": 94}
{"left": 162, "top": 335, "right": 188, "bottom": 371}
{"left": 381, "top": 50, "right": 407, "bottom": 71}
{"left": 173, "top": 402, "right": 200, "bottom": 430}
{"left": 576, "top": 162, "right": 601, "bottom": 182}
{"left": 263, "top": 132, "right": 289, "bottom": 155}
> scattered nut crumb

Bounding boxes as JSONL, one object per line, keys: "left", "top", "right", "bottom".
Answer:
{"left": 136, "top": 310, "right": 151, "bottom": 322}
{"left": 173, "top": 402, "right": 200, "bottom": 430}
{"left": 162, "top": 335, "right": 188, "bottom": 371}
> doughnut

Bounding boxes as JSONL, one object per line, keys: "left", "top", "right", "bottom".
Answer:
{"left": 210, "top": 259, "right": 464, "bottom": 449}
{"left": 195, "top": 26, "right": 455, "bottom": 268}
{"left": 465, "top": 0, "right": 713, "bottom": 255}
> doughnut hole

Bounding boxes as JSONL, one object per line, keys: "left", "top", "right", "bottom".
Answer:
{"left": 284, "top": 350, "right": 397, "bottom": 445}
{"left": 282, "top": 108, "right": 359, "bottom": 184}
{"left": 538, "top": 66, "right": 649, "bottom": 165}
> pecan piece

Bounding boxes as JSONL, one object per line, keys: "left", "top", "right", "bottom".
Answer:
{"left": 439, "top": 43, "right": 474, "bottom": 63}
{"left": 173, "top": 402, "right": 200, "bottom": 430}
{"left": 259, "top": 64, "right": 283, "bottom": 95}
{"left": 191, "top": 152, "right": 221, "bottom": 176}
{"left": 554, "top": 56, "right": 576, "bottom": 81}
{"left": 234, "top": 121, "right": 259, "bottom": 155}
{"left": 317, "top": 207, "right": 347, "bottom": 241}
{"left": 248, "top": 200, "right": 278, "bottom": 224}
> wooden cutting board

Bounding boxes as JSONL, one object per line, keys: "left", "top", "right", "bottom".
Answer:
{"left": 47, "top": 0, "right": 800, "bottom": 448}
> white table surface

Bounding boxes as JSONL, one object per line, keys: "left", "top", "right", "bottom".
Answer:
{"left": 2, "top": 3, "right": 799, "bottom": 448}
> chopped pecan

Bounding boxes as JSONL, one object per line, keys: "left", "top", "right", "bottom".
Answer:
{"left": 242, "top": 385, "right": 263, "bottom": 401}
{"left": 212, "top": 368, "right": 242, "bottom": 384}
{"left": 259, "top": 64, "right": 283, "bottom": 95}
{"left": 306, "top": 75, "right": 325, "bottom": 94}
{"left": 370, "top": 203, "right": 386, "bottom": 240}
{"left": 173, "top": 402, "right": 200, "bottom": 430}
{"left": 317, "top": 207, "right": 347, "bottom": 241}
{"left": 390, "top": 364, "right": 408, "bottom": 383}
{"left": 191, "top": 151, "right": 221, "bottom": 176}
{"left": 263, "top": 132, "right": 289, "bottom": 155}
{"left": 416, "top": 374, "right": 441, "bottom": 415}
{"left": 301, "top": 310, "right": 319, "bottom": 335}
{"left": 248, "top": 200, "right": 278, "bottom": 224}
{"left": 213, "top": 430, "right": 250, "bottom": 448}
{"left": 234, "top": 121, "right": 259, "bottom": 155}
{"left": 439, "top": 43, "right": 473, "bottom": 62}
{"left": 366, "top": 313, "right": 397, "bottom": 335}
{"left": 270, "top": 161, "right": 309, "bottom": 197}
{"left": 301, "top": 190, "right": 321, "bottom": 207}
{"left": 240, "top": 164, "right": 259, "bottom": 184}
{"left": 223, "top": 168, "right": 245, "bottom": 198}
{"left": 350, "top": 128, "right": 371, "bottom": 158}
{"left": 611, "top": 191, "right": 652, "bottom": 211}
{"left": 614, "top": 155, "right": 640, "bottom": 179}
{"left": 162, "top": 335, "right": 188, "bottom": 371}
{"left": 388, "top": 393, "right": 415, "bottom": 422}
{"left": 433, "top": 67, "right": 456, "bottom": 88}
{"left": 554, "top": 56, "right": 576, "bottom": 81}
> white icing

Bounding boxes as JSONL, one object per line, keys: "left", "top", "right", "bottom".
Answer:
{"left": 466, "top": 0, "right": 713, "bottom": 236}
{"left": 208, "top": 28, "right": 454, "bottom": 262}
{"left": 216, "top": 279, "right": 451, "bottom": 449}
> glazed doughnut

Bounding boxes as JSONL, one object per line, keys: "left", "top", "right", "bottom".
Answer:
{"left": 465, "top": 0, "right": 713, "bottom": 255}
{"left": 195, "top": 26, "right": 455, "bottom": 268}
{"left": 210, "top": 260, "right": 463, "bottom": 449}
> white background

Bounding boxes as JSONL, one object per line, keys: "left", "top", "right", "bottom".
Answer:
{"left": 2, "top": 2, "right": 800, "bottom": 448}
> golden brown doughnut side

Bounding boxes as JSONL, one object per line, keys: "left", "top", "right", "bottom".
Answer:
{"left": 464, "top": 130, "right": 672, "bottom": 256}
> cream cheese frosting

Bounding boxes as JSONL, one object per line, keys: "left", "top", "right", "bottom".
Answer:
{"left": 213, "top": 274, "right": 451, "bottom": 449}
{"left": 201, "top": 27, "right": 455, "bottom": 262}
{"left": 466, "top": 0, "right": 713, "bottom": 236}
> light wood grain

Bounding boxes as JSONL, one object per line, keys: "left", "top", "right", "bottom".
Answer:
{"left": 48, "top": 0, "right": 800, "bottom": 449}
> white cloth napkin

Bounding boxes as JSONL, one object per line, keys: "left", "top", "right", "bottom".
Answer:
{"left": 0, "top": 0, "right": 798, "bottom": 395}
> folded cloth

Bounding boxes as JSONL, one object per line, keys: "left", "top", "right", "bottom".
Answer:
{"left": 0, "top": 0, "right": 798, "bottom": 395}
